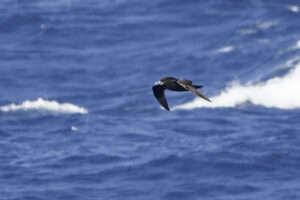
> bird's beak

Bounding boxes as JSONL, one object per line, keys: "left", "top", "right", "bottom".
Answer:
{"left": 155, "top": 80, "right": 163, "bottom": 85}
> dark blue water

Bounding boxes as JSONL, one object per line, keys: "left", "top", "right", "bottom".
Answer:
{"left": 1, "top": 0, "right": 300, "bottom": 199}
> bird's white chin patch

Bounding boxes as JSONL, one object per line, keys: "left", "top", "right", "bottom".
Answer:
{"left": 155, "top": 81, "right": 163, "bottom": 85}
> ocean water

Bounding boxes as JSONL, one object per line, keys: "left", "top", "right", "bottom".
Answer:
{"left": 1, "top": 0, "right": 300, "bottom": 199}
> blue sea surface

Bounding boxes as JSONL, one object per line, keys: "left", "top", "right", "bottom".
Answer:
{"left": 1, "top": 0, "right": 300, "bottom": 199}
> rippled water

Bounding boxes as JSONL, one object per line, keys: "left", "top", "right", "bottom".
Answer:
{"left": 1, "top": 0, "right": 300, "bottom": 199}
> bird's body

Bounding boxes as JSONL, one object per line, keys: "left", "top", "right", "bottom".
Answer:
{"left": 152, "top": 77, "right": 211, "bottom": 111}
{"left": 156, "top": 77, "right": 202, "bottom": 91}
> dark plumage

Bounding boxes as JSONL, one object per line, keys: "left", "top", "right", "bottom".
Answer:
{"left": 152, "top": 77, "right": 211, "bottom": 111}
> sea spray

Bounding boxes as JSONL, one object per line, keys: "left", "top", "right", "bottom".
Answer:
{"left": 0, "top": 98, "right": 88, "bottom": 114}
{"left": 173, "top": 62, "right": 300, "bottom": 110}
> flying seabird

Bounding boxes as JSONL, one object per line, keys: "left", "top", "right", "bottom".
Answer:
{"left": 152, "top": 77, "right": 211, "bottom": 111}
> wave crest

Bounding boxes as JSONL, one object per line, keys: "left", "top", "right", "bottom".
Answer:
{"left": 0, "top": 98, "right": 88, "bottom": 114}
{"left": 173, "top": 63, "right": 300, "bottom": 110}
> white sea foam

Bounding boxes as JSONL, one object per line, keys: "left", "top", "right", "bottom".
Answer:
{"left": 258, "top": 21, "right": 278, "bottom": 30}
{"left": 173, "top": 63, "right": 300, "bottom": 110}
{"left": 216, "top": 46, "right": 234, "bottom": 53}
{"left": 296, "top": 40, "right": 300, "bottom": 49}
{"left": 0, "top": 98, "right": 88, "bottom": 114}
{"left": 287, "top": 5, "right": 299, "bottom": 13}
{"left": 236, "top": 29, "right": 257, "bottom": 35}
{"left": 71, "top": 126, "right": 78, "bottom": 131}
{"left": 236, "top": 21, "right": 277, "bottom": 36}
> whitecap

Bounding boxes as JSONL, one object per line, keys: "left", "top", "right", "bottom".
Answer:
{"left": 216, "top": 46, "right": 234, "bottom": 53}
{"left": 173, "top": 63, "right": 300, "bottom": 110}
{"left": 296, "top": 40, "right": 300, "bottom": 49}
{"left": 257, "top": 21, "right": 277, "bottom": 30}
{"left": 0, "top": 98, "right": 88, "bottom": 115}
{"left": 287, "top": 5, "right": 299, "bottom": 13}
{"left": 71, "top": 126, "right": 78, "bottom": 131}
{"left": 236, "top": 29, "right": 257, "bottom": 35}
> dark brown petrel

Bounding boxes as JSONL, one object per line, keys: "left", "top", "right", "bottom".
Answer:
{"left": 152, "top": 77, "right": 211, "bottom": 111}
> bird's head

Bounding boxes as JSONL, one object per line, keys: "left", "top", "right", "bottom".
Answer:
{"left": 155, "top": 77, "right": 176, "bottom": 85}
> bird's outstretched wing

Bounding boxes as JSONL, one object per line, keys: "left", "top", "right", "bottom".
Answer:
{"left": 177, "top": 80, "right": 211, "bottom": 102}
{"left": 152, "top": 85, "right": 170, "bottom": 111}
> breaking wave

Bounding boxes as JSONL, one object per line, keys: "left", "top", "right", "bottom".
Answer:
{"left": 173, "top": 62, "right": 300, "bottom": 110}
{"left": 0, "top": 98, "right": 88, "bottom": 114}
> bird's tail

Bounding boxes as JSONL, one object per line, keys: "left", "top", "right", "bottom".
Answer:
{"left": 193, "top": 85, "right": 203, "bottom": 89}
